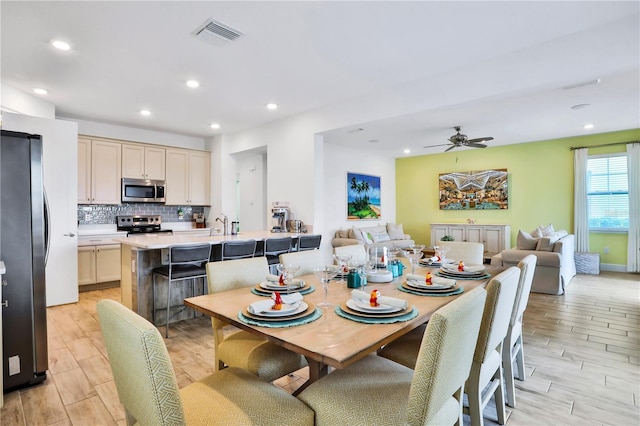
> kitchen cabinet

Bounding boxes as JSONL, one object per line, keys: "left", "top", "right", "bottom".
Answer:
{"left": 165, "top": 148, "right": 211, "bottom": 205}
{"left": 122, "top": 143, "right": 166, "bottom": 180}
{"left": 78, "top": 137, "right": 122, "bottom": 204}
{"left": 430, "top": 223, "right": 511, "bottom": 257}
{"left": 78, "top": 244, "right": 121, "bottom": 287}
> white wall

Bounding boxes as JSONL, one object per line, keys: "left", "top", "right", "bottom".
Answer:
{"left": 1, "top": 83, "right": 55, "bottom": 119}
{"left": 61, "top": 117, "right": 206, "bottom": 150}
{"left": 236, "top": 151, "right": 267, "bottom": 231}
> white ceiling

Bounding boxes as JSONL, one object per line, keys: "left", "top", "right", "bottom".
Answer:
{"left": 2, "top": 1, "right": 639, "bottom": 157}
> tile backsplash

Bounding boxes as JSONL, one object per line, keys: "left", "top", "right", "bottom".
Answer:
{"left": 78, "top": 203, "right": 207, "bottom": 225}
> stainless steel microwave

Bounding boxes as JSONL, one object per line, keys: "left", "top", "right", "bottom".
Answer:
{"left": 121, "top": 178, "right": 166, "bottom": 203}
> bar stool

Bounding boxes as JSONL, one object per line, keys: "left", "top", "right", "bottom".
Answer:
{"left": 152, "top": 244, "right": 211, "bottom": 338}
{"left": 221, "top": 240, "right": 256, "bottom": 260}
{"left": 296, "top": 234, "right": 322, "bottom": 251}
{"left": 263, "top": 236, "right": 293, "bottom": 274}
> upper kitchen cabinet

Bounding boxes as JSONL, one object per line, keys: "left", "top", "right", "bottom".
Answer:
{"left": 122, "top": 143, "right": 165, "bottom": 180}
{"left": 78, "top": 137, "right": 122, "bottom": 204}
{"left": 165, "top": 148, "right": 210, "bottom": 205}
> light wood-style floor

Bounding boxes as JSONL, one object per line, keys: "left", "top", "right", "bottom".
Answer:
{"left": 1, "top": 272, "right": 638, "bottom": 425}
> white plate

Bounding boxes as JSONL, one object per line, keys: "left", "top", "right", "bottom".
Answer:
{"left": 259, "top": 280, "right": 304, "bottom": 290}
{"left": 441, "top": 263, "right": 486, "bottom": 274}
{"left": 406, "top": 280, "right": 455, "bottom": 290}
{"left": 346, "top": 299, "right": 401, "bottom": 313}
{"left": 249, "top": 301, "right": 308, "bottom": 317}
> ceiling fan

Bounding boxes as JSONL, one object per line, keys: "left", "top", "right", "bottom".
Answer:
{"left": 424, "top": 126, "right": 494, "bottom": 152}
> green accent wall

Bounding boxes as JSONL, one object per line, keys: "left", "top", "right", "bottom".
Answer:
{"left": 396, "top": 129, "right": 639, "bottom": 266}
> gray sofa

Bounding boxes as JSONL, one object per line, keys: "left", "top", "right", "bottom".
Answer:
{"left": 492, "top": 232, "right": 576, "bottom": 295}
{"left": 331, "top": 223, "right": 414, "bottom": 249}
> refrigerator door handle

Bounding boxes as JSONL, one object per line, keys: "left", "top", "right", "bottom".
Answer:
{"left": 44, "top": 188, "right": 50, "bottom": 266}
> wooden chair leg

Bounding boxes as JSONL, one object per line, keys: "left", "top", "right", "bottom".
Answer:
{"left": 503, "top": 343, "right": 517, "bottom": 408}
{"left": 494, "top": 367, "right": 507, "bottom": 425}
{"left": 467, "top": 365, "right": 484, "bottom": 426}
{"left": 515, "top": 335, "right": 526, "bottom": 381}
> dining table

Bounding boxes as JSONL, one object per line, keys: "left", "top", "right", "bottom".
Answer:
{"left": 184, "top": 262, "right": 500, "bottom": 394}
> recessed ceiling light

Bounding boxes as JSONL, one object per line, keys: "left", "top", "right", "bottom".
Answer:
{"left": 33, "top": 88, "right": 48, "bottom": 95}
{"left": 571, "top": 103, "right": 590, "bottom": 110}
{"left": 140, "top": 109, "right": 151, "bottom": 116}
{"left": 368, "top": 139, "right": 379, "bottom": 144}
{"left": 210, "top": 123, "right": 220, "bottom": 129}
{"left": 404, "top": 149, "right": 411, "bottom": 154}
{"left": 266, "top": 103, "right": 278, "bottom": 110}
{"left": 583, "top": 123, "right": 594, "bottom": 130}
{"left": 51, "top": 39, "right": 71, "bottom": 51}
{"left": 186, "top": 80, "right": 200, "bottom": 88}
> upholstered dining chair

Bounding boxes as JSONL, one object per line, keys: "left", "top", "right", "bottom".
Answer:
{"left": 503, "top": 254, "right": 537, "bottom": 408}
{"left": 438, "top": 240, "right": 485, "bottom": 265}
{"left": 378, "top": 267, "right": 520, "bottom": 426}
{"left": 298, "top": 287, "right": 487, "bottom": 426}
{"left": 96, "top": 299, "right": 314, "bottom": 426}
{"left": 333, "top": 244, "right": 367, "bottom": 263}
{"left": 465, "top": 266, "right": 520, "bottom": 426}
{"left": 206, "top": 257, "right": 308, "bottom": 382}
{"left": 279, "top": 249, "right": 324, "bottom": 276}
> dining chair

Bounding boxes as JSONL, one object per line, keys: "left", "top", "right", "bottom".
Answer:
{"left": 296, "top": 234, "right": 322, "bottom": 251}
{"left": 298, "top": 286, "right": 487, "bottom": 426}
{"left": 96, "top": 299, "right": 314, "bottom": 426}
{"left": 377, "top": 267, "right": 521, "bottom": 426}
{"left": 263, "top": 236, "right": 293, "bottom": 274}
{"left": 221, "top": 239, "right": 256, "bottom": 260}
{"left": 438, "top": 240, "right": 484, "bottom": 265}
{"left": 333, "top": 244, "right": 367, "bottom": 263}
{"left": 279, "top": 249, "right": 324, "bottom": 276}
{"left": 503, "top": 254, "right": 537, "bottom": 408}
{"left": 206, "top": 257, "right": 308, "bottom": 382}
{"left": 465, "top": 266, "right": 520, "bottom": 426}
{"left": 152, "top": 243, "right": 211, "bottom": 338}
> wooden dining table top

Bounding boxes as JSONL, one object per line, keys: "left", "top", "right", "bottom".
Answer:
{"left": 184, "top": 264, "right": 499, "bottom": 375}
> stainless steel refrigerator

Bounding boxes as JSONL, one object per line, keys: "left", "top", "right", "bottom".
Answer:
{"left": 0, "top": 130, "right": 48, "bottom": 391}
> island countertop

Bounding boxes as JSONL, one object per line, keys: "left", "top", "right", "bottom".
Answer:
{"left": 114, "top": 230, "right": 302, "bottom": 249}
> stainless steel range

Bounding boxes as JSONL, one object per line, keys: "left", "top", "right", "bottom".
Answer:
{"left": 116, "top": 215, "right": 173, "bottom": 236}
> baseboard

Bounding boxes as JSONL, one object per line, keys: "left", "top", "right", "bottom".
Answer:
{"left": 599, "top": 263, "right": 627, "bottom": 272}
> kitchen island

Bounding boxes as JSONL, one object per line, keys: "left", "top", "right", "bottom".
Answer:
{"left": 114, "top": 231, "right": 306, "bottom": 324}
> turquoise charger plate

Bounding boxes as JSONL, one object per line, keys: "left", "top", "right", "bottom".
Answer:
{"left": 335, "top": 306, "right": 418, "bottom": 324}
{"left": 398, "top": 285, "right": 464, "bottom": 297}
{"left": 251, "top": 285, "right": 316, "bottom": 297}
{"left": 238, "top": 308, "right": 322, "bottom": 328}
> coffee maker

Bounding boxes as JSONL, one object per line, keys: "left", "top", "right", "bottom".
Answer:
{"left": 271, "top": 207, "right": 289, "bottom": 233}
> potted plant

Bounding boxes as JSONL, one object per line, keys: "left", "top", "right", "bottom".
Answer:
{"left": 441, "top": 235, "right": 455, "bottom": 241}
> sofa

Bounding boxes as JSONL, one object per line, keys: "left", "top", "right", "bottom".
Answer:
{"left": 331, "top": 223, "right": 415, "bottom": 250}
{"left": 491, "top": 225, "right": 576, "bottom": 295}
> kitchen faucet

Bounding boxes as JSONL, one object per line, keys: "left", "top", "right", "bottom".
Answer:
{"left": 215, "top": 214, "right": 229, "bottom": 236}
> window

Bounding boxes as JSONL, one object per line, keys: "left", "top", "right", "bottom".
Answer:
{"left": 587, "top": 154, "right": 629, "bottom": 231}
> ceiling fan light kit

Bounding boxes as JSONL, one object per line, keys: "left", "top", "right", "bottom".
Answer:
{"left": 424, "top": 126, "right": 494, "bottom": 152}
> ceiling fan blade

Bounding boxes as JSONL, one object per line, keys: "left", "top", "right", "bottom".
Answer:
{"left": 468, "top": 136, "right": 494, "bottom": 143}
{"left": 423, "top": 143, "right": 452, "bottom": 148}
{"left": 444, "top": 145, "right": 458, "bottom": 152}
{"left": 467, "top": 143, "right": 487, "bottom": 149}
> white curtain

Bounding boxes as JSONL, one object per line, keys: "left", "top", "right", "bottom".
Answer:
{"left": 574, "top": 148, "right": 589, "bottom": 252}
{"left": 627, "top": 143, "right": 640, "bottom": 272}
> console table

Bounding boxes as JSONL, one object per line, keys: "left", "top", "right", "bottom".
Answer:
{"left": 430, "top": 223, "right": 511, "bottom": 259}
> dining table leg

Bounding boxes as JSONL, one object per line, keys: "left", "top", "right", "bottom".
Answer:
{"left": 293, "top": 358, "right": 329, "bottom": 396}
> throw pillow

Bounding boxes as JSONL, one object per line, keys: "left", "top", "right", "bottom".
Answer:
{"left": 517, "top": 229, "right": 539, "bottom": 250}
{"left": 336, "top": 229, "right": 349, "bottom": 239}
{"left": 529, "top": 227, "right": 543, "bottom": 238}
{"left": 371, "top": 232, "right": 391, "bottom": 243}
{"left": 387, "top": 223, "right": 405, "bottom": 240}
{"left": 536, "top": 234, "right": 560, "bottom": 251}
{"left": 360, "top": 229, "right": 374, "bottom": 244}
{"left": 538, "top": 223, "right": 555, "bottom": 236}
{"left": 350, "top": 228, "right": 363, "bottom": 241}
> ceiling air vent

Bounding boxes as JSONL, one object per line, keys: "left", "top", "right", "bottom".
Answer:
{"left": 192, "top": 18, "right": 243, "bottom": 45}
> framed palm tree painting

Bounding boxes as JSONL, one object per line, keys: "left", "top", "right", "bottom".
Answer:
{"left": 347, "top": 172, "right": 381, "bottom": 220}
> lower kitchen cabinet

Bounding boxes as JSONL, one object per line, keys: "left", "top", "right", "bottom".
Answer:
{"left": 78, "top": 244, "right": 121, "bottom": 287}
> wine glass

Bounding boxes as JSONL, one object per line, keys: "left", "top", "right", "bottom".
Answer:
{"left": 402, "top": 249, "right": 423, "bottom": 275}
{"left": 436, "top": 247, "right": 449, "bottom": 264}
{"left": 283, "top": 264, "right": 301, "bottom": 293}
{"left": 313, "top": 265, "right": 339, "bottom": 308}
{"left": 333, "top": 253, "right": 352, "bottom": 284}
{"left": 410, "top": 244, "right": 425, "bottom": 253}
